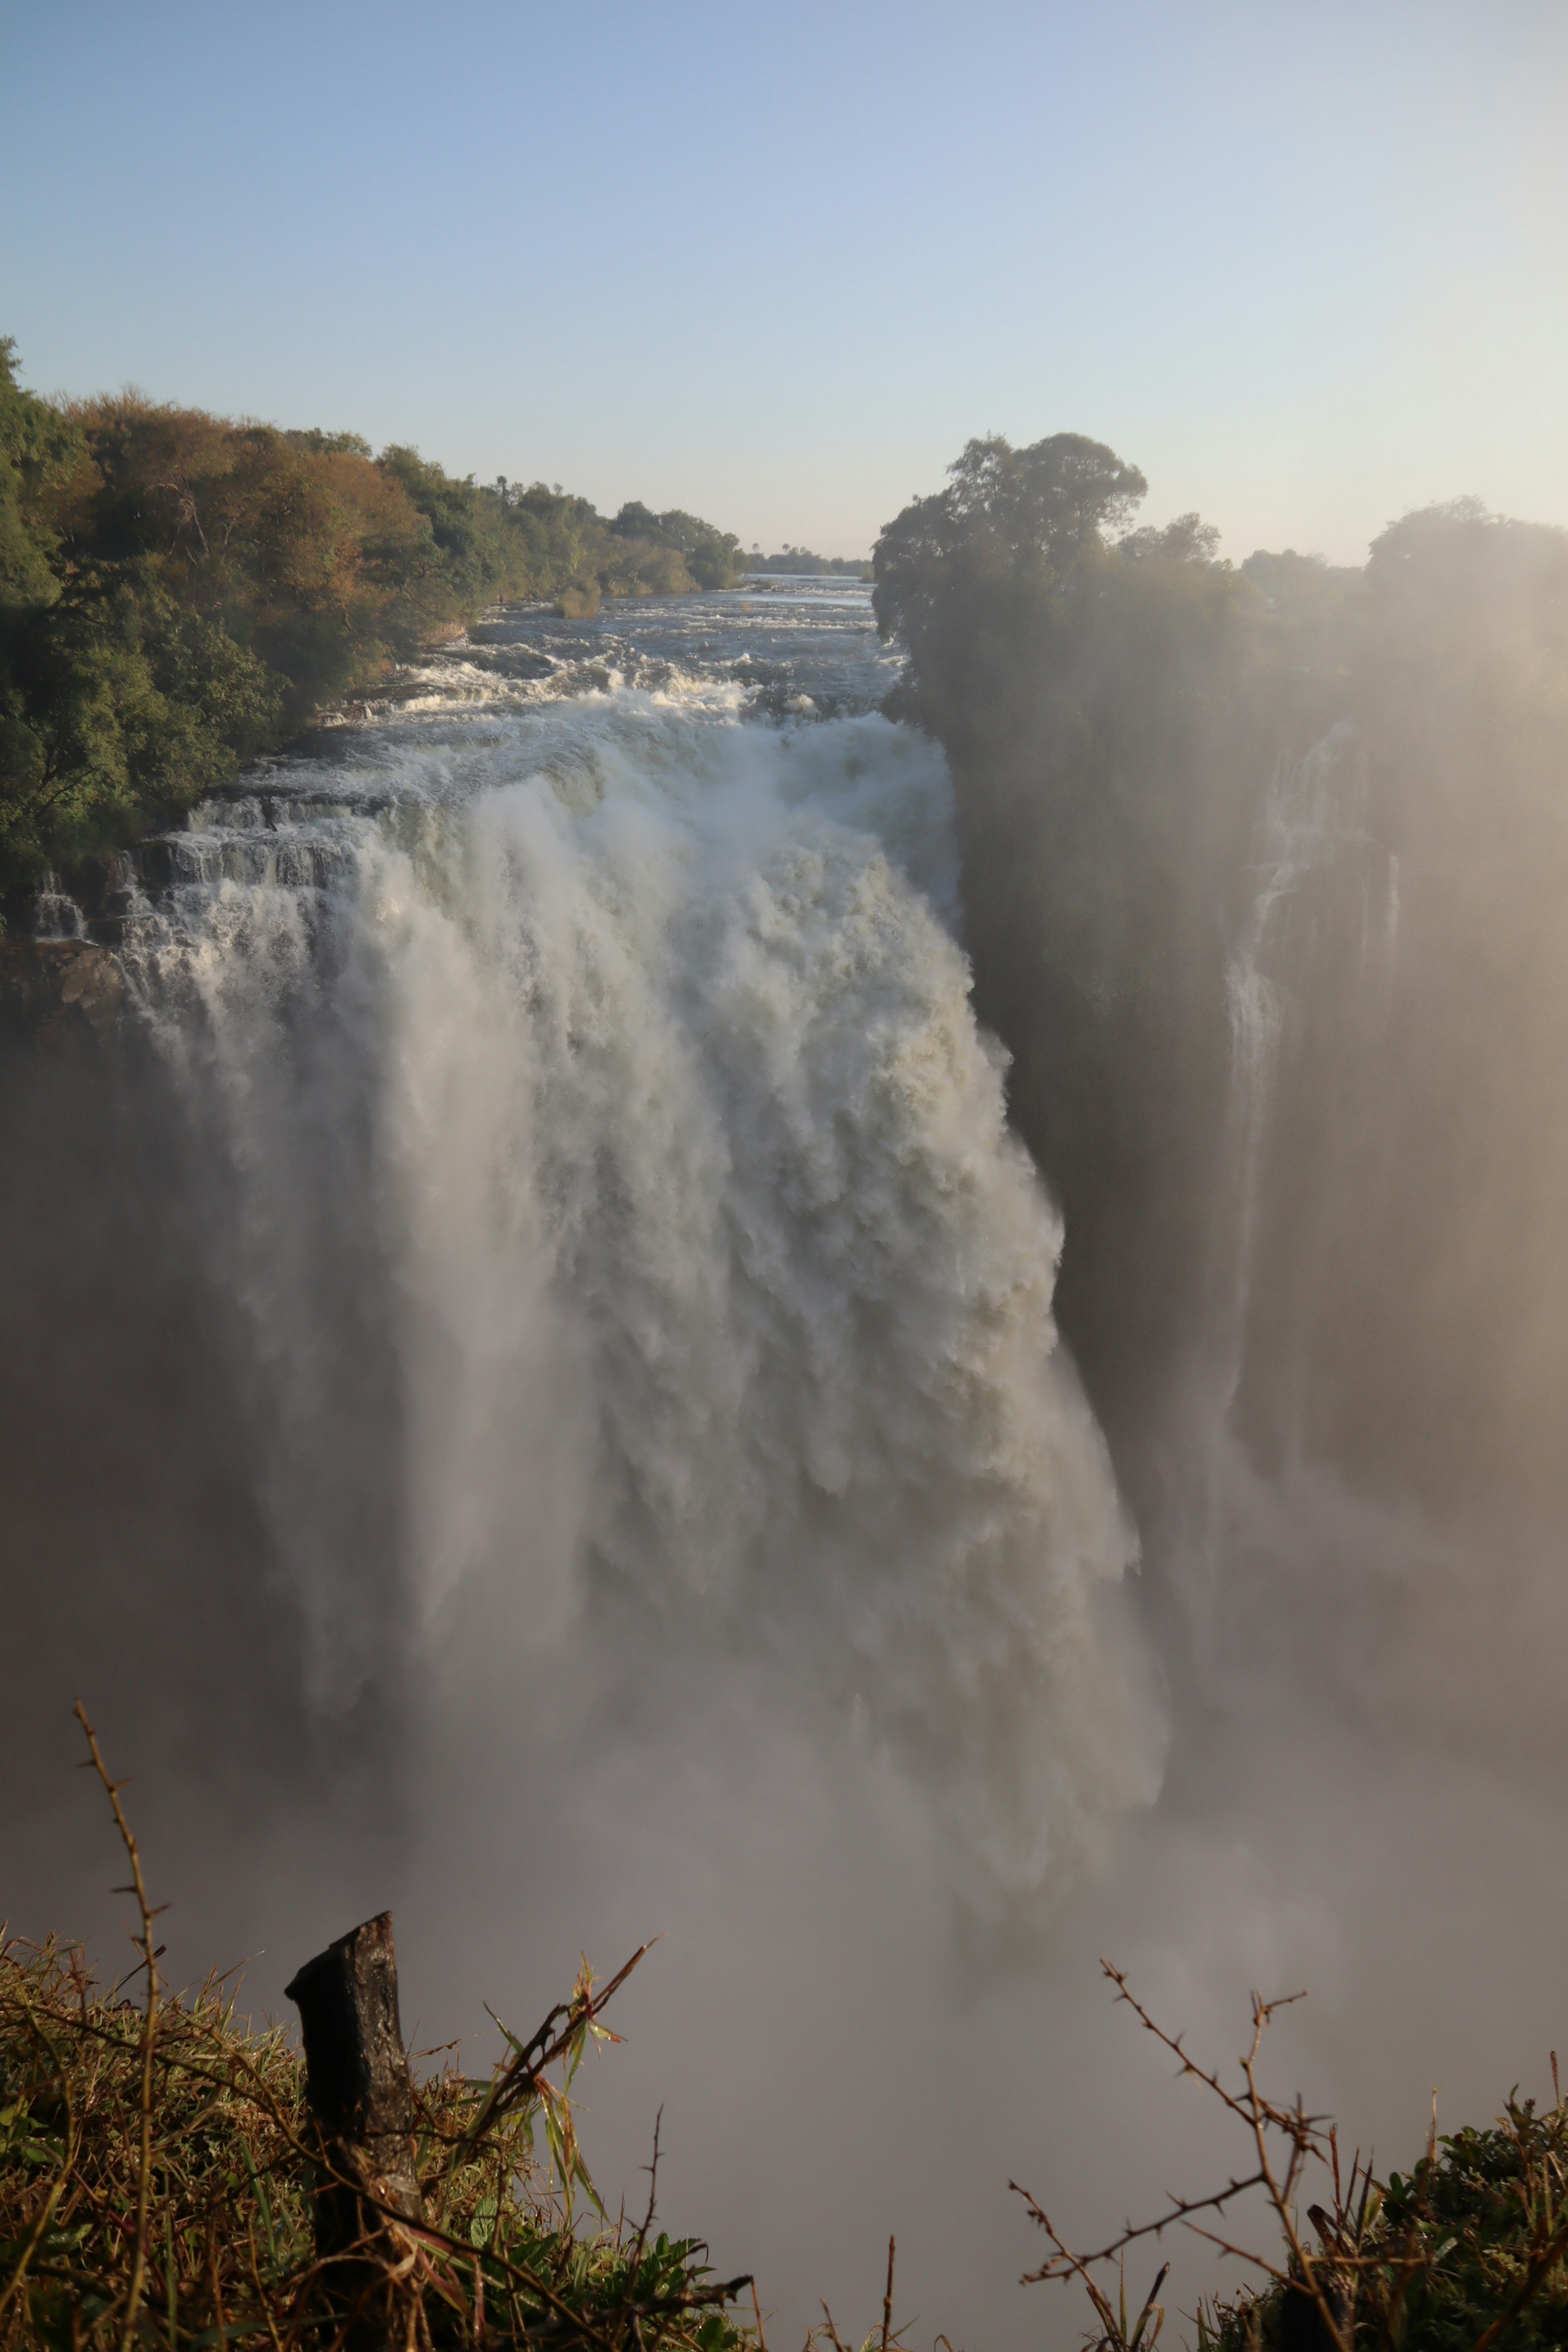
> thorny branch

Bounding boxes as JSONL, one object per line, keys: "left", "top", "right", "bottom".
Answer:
{"left": 1013, "top": 1958, "right": 1568, "bottom": 2352}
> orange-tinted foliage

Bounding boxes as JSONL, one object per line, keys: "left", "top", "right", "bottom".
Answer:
{"left": 2, "top": 345, "right": 745, "bottom": 899}
{"left": 62, "top": 399, "right": 444, "bottom": 709}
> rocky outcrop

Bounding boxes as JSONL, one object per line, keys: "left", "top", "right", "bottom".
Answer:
{"left": 0, "top": 938, "right": 125, "bottom": 1042}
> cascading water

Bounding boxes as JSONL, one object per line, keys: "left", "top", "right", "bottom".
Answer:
{"left": 105, "top": 581, "right": 1157, "bottom": 1910}
{"left": 1216, "top": 729, "right": 1361, "bottom": 1406}
{"left": 1181, "top": 723, "right": 1396, "bottom": 1556}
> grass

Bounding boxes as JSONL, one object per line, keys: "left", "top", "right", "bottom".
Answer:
{"left": 0, "top": 1711, "right": 754, "bottom": 2352}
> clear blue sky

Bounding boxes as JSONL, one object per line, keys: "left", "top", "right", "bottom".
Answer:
{"left": 4, "top": 0, "right": 1565, "bottom": 562}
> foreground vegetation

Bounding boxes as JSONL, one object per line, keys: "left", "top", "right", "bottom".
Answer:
{"left": 12, "top": 1942, "right": 1565, "bottom": 2352}
{"left": 0, "top": 341, "right": 747, "bottom": 910}
{"left": 0, "top": 1715, "right": 752, "bottom": 2352}
{"left": 7, "top": 1719, "right": 1568, "bottom": 2352}
{"left": 0, "top": 1935, "right": 754, "bottom": 2352}
{"left": 1019, "top": 1962, "right": 1568, "bottom": 2352}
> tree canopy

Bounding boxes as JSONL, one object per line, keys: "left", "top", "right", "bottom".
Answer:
{"left": 0, "top": 341, "right": 748, "bottom": 910}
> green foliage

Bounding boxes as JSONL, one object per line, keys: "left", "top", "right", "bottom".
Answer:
{"left": 1194, "top": 2097, "right": 1568, "bottom": 2352}
{"left": 0, "top": 1929, "right": 751, "bottom": 2352}
{"left": 746, "top": 548, "right": 871, "bottom": 577}
{"left": 4, "top": 565, "right": 283, "bottom": 880}
{"left": 0, "top": 340, "right": 748, "bottom": 913}
{"left": 1022, "top": 1965, "right": 1568, "bottom": 2352}
{"left": 0, "top": 339, "right": 80, "bottom": 625}
{"left": 1372, "top": 2104, "right": 1568, "bottom": 2351}
{"left": 606, "top": 503, "right": 748, "bottom": 593}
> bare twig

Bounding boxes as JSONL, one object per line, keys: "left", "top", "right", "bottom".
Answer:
{"left": 74, "top": 1699, "right": 166, "bottom": 2352}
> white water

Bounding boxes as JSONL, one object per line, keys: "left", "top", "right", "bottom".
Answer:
{"left": 118, "top": 633, "right": 1157, "bottom": 1913}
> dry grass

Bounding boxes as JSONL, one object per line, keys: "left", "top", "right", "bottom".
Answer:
{"left": 0, "top": 1710, "right": 753, "bottom": 2352}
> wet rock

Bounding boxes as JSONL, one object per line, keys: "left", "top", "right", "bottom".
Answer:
{"left": 0, "top": 938, "right": 125, "bottom": 1043}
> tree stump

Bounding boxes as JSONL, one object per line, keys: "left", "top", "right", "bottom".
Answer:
{"left": 286, "top": 1913, "right": 423, "bottom": 2348}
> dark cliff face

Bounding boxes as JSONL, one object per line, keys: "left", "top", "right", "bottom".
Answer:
{"left": 953, "top": 672, "right": 1568, "bottom": 1548}
{"left": 875, "top": 458, "right": 1568, "bottom": 1552}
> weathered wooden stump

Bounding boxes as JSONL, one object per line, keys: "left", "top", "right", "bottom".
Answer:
{"left": 286, "top": 1913, "right": 423, "bottom": 2348}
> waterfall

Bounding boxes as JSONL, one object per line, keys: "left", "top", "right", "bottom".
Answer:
{"left": 114, "top": 664, "right": 1157, "bottom": 1907}
{"left": 1213, "top": 727, "right": 1364, "bottom": 1426}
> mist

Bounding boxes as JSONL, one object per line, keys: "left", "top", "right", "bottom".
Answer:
{"left": 5, "top": 523, "right": 1568, "bottom": 2351}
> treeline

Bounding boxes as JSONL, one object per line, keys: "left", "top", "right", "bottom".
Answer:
{"left": 873, "top": 434, "right": 1568, "bottom": 1525}
{"left": 0, "top": 341, "right": 747, "bottom": 909}
{"left": 746, "top": 544, "right": 871, "bottom": 575}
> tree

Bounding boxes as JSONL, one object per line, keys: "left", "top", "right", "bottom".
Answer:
{"left": 0, "top": 339, "right": 752, "bottom": 909}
